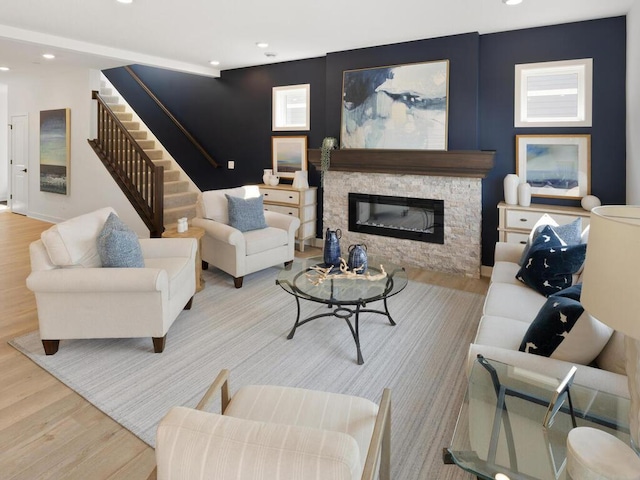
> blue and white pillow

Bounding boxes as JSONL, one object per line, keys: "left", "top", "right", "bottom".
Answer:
{"left": 97, "top": 212, "right": 145, "bottom": 268}
{"left": 516, "top": 225, "right": 587, "bottom": 296}
{"left": 518, "top": 216, "right": 583, "bottom": 266}
{"left": 519, "top": 284, "right": 614, "bottom": 364}
{"left": 225, "top": 194, "right": 268, "bottom": 232}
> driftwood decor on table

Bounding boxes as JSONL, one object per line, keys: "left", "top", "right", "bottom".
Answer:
{"left": 306, "top": 258, "right": 387, "bottom": 286}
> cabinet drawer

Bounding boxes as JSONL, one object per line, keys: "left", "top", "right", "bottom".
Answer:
{"left": 264, "top": 204, "right": 298, "bottom": 217}
{"left": 261, "top": 189, "right": 299, "bottom": 205}
{"left": 505, "top": 210, "right": 583, "bottom": 230}
{"left": 505, "top": 231, "right": 530, "bottom": 245}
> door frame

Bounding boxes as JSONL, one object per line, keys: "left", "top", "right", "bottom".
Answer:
{"left": 9, "top": 113, "right": 29, "bottom": 215}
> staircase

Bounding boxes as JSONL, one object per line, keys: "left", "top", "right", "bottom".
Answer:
{"left": 98, "top": 81, "right": 199, "bottom": 228}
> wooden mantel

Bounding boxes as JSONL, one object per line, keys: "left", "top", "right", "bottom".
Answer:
{"left": 308, "top": 148, "right": 495, "bottom": 178}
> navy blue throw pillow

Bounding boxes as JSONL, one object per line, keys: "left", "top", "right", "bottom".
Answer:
{"left": 516, "top": 225, "right": 587, "bottom": 297}
{"left": 519, "top": 285, "right": 584, "bottom": 357}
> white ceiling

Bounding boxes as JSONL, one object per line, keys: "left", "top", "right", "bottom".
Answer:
{"left": 0, "top": 0, "right": 634, "bottom": 82}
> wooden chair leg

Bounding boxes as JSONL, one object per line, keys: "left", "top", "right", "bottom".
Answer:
{"left": 184, "top": 296, "right": 194, "bottom": 310}
{"left": 202, "top": 260, "right": 209, "bottom": 270}
{"left": 152, "top": 336, "right": 166, "bottom": 353}
{"left": 233, "top": 276, "right": 244, "bottom": 288}
{"left": 42, "top": 339, "right": 60, "bottom": 355}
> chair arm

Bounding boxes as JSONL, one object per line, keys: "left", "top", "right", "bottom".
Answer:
{"left": 362, "top": 388, "right": 391, "bottom": 480}
{"left": 26, "top": 267, "right": 168, "bottom": 293}
{"left": 192, "top": 218, "right": 244, "bottom": 246}
{"left": 494, "top": 242, "right": 525, "bottom": 264}
{"left": 140, "top": 237, "right": 197, "bottom": 259}
{"left": 264, "top": 210, "right": 301, "bottom": 234}
{"left": 196, "top": 369, "right": 230, "bottom": 413}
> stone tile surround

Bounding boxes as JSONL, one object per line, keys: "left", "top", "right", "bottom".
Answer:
{"left": 323, "top": 171, "right": 482, "bottom": 278}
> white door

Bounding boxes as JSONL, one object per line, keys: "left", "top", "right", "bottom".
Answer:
{"left": 10, "top": 114, "right": 28, "bottom": 215}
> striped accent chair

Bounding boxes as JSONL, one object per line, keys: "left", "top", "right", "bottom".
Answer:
{"left": 151, "top": 370, "right": 391, "bottom": 480}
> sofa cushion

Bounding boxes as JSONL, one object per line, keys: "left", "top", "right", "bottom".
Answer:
{"left": 244, "top": 227, "right": 288, "bottom": 255}
{"left": 483, "top": 282, "right": 547, "bottom": 324}
{"left": 474, "top": 315, "right": 530, "bottom": 349}
{"left": 518, "top": 215, "right": 582, "bottom": 266}
{"left": 226, "top": 194, "right": 268, "bottom": 232}
{"left": 596, "top": 331, "right": 627, "bottom": 375}
{"left": 97, "top": 213, "right": 144, "bottom": 268}
{"left": 516, "top": 225, "right": 587, "bottom": 296}
{"left": 518, "top": 285, "right": 613, "bottom": 364}
{"left": 490, "top": 261, "right": 521, "bottom": 285}
{"left": 40, "top": 207, "right": 116, "bottom": 267}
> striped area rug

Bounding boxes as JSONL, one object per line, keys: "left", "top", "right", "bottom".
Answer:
{"left": 10, "top": 264, "right": 483, "bottom": 479}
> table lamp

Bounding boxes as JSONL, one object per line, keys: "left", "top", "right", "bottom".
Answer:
{"left": 579, "top": 206, "right": 640, "bottom": 473}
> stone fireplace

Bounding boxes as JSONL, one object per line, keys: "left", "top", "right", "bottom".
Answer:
{"left": 310, "top": 149, "right": 494, "bottom": 278}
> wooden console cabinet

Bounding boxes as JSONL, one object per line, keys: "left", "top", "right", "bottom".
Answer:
{"left": 497, "top": 201, "right": 591, "bottom": 245}
{"left": 259, "top": 184, "right": 317, "bottom": 252}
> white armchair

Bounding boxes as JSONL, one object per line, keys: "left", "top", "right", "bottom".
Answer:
{"left": 151, "top": 369, "right": 391, "bottom": 480}
{"left": 26, "top": 207, "right": 197, "bottom": 355}
{"left": 192, "top": 185, "right": 300, "bottom": 288}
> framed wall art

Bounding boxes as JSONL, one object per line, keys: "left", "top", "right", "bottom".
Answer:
{"left": 340, "top": 59, "right": 449, "bottom": 150}
{"left": 516, "top": 134, "right": 591, "bottom": 199}
{"left": 272, "top": 135, "right": 307, "bottom": 179}
{"left": 40, "top": 108, "right": 71, "bottom": 195}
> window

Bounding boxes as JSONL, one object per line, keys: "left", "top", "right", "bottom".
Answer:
{"left": 515, "top": 59, "right": 592, "bottom": 127}
{"left": 272, "top": 84, "right": 310, "bottom": 131}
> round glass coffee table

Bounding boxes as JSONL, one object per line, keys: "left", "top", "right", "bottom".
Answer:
{"left": 276, "top": 255, "right": 408, "bottom": 364}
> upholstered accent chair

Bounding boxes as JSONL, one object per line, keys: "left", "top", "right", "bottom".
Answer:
{"left": 151, "top": 369, "right": 391, "bottom": 480}
{"left": 26, "top": 207, "right": 197, "bottom": 355}
{"left": 192, "top": 185, "right": 300, "bottom": 288}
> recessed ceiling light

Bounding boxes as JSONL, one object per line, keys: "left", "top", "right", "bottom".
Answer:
{"left": 256, "top": 42, "right": 269, "bottom": 49}
{"left": 209, "top": 60, "right": 220, "bottom": 66}
{"left": 0, "top": 66, "right": 9, "bottom": 72}
{"left": 502, "top": 0, "right": 523, "bottom": 4}
{"left": 117, "top": 0, "right": 133, "bottom": 4}
{"left": 42, "top": 53, "right": 55, "bottom": 60}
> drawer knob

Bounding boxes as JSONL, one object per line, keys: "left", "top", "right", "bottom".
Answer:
{"left": 520, "top": 241, "right": 526, "bottom": 244}
{"left": 519, "top": 218, "right": 527, "bottom": 222}
{"left": 288, "top": 195, "right": 294, "bottom": 199}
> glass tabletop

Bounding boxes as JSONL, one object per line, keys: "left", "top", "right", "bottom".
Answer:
{"left": 448, "top": 356, "right": 631, "bottom": 480}
{"left": 276, "top": 255, "right": 408, "bottom": 306}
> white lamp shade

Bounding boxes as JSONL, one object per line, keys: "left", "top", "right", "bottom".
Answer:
{"left": 581, "top": 205, "right": 640, "bottom": 340}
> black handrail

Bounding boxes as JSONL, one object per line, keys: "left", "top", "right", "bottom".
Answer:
{"left": 124, "top": 66, "right": 220, "bottom": 168}
{"left": 88, "top": 90, "right": 164, "bottom": 237}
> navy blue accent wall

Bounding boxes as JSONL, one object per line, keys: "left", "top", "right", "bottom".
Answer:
{"left": 325, "top": 33, "right": 480, "bottom": 150}
{"left": 104, "top": 17, "right": 626, "bottom": 267}
{"left": 479, "top": 17, "right": 626, "bottom": 264}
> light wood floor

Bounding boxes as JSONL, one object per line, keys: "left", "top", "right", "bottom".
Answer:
{"left": 0, "top": 211, "right": 487, "bottom": 479}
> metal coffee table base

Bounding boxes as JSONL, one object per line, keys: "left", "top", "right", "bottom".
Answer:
{"left": 286, "top": 295, "right": 397, "bottom": 365}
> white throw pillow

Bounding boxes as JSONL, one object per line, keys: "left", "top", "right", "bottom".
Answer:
{"left": 40, "top": 207, "right": 116, "bottom": 267}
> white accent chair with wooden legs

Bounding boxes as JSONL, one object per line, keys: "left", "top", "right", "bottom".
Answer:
{"left": 26, "top": 207, "right": 197, "bottom": 355}
{"left": 192, "top": 185, "right": 300, "bottom": 288}
{"left": 151, "top": 370, "right": 391, "bottom": 480}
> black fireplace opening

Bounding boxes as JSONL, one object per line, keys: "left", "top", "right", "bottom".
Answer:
{"left": 348, "top": 193, "right": 444, "bottom": 244}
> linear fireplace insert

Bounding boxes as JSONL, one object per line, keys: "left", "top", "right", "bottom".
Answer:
{"left": 348, "top": 193, "right": 444, "bottom": 244}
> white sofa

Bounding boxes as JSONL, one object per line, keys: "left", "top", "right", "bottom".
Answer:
{"left": 192, "top": 185, "right": 300, "bottom": 288}
{"left": 469, "top": 241, "right": 629, "bottom": 399}
{"left": 27, "top": 207, "right": 197, "bottom": 354}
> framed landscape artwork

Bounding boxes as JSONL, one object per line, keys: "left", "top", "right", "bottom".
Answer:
{"left": 40, "top": 108, "right": 71, "bottom": 195}
{"left": 340, "top": 60, "right": 449, "bottom": 150}
{"left": 516, "top": 134, "right": 591, "bottom": 199}
{"left": 272, "top": 136, "right": 307, "bottom": 179}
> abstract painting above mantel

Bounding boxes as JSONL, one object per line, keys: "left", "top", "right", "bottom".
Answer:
{"left": 340, "top": 60, "right": 449, "bottom": 151}
{"left": 40, "top": 108, "right": 70, "bottom": 195}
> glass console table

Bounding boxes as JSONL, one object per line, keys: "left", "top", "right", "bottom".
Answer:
{"left": 446, "top": 356, "right": 631, "bottom": 480}
{"left": 276, "top": 255, "right": 408, "bottom": 364}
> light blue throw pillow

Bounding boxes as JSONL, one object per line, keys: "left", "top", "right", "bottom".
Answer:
{"left": 518, "top": 217, "right": 583, "bottom": 266}
{"left": 225, "top": 194, "right": 268, "bottom": 232}
{"left": 97, "top": 212, "right": 145, "bottom": 268}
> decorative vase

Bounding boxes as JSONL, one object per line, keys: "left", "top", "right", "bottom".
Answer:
{"left": 177, "top": 217, "right": 188, "bottom": 233}
{"left": 292, "top": 170, "right": 309, "bottom": 189}
{"left": 347, "top": 244, "right": 368, "bottom": 274}
{"left": 581, "top": 195, "right": 601, "bottom": 211}
{"left": 323, "top": 228, "right": 342, "bottom": 268}
{"left": 262, "top": 169, "right": 273, "bottom": 185}
{"left": 268, "top": 175, "right": 280, "bottom": 186}
{"left": 517, "top": 182, "right": 531, "bottom": 207}
{"left": 504, "top": 174, "right": 519, "bottom": 205}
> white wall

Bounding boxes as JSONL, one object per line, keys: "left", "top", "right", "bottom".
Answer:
{"left": 7, "top": 68, "right": 148, "bottom": 236}
{"left": 0, "top": 84, "right": 7, "bottom": 201}
{"left": 628, "top": 4, "right": 640, "bottom": 204}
